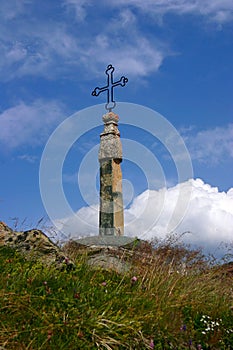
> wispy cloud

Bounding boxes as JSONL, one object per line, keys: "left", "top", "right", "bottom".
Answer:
{"left": 0, "top": 100, "right": 65, "bottom": 149}
{"left": 86, "top": 35, "right": 166, "bottom": 78}
{"left": 0, "top": 1, "right": 168, "bottom": 81}
{"left": 109, "top": 0, "right": 233, "bottom": 24}
{"left": 18, "top": 154, "right": 38, "bottom": 163}
{"left": 65, "top": 0, "right": 233, "bottom": 26}
{"left": 63, "top": 0, "right": 90, "bottom": 21}
{"left": 183, "top": 124, "right": 233, "bottom": 164}
{"left": 0, "top": 25, "right": 80, "bottom": 80}
{"left": 0, "top": 0, "right": 31, "bottom": 20}
{"left": 0, "top": 0, "right": 231, "bottom": 82}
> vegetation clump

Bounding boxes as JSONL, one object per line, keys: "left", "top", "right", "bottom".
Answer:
{"left": 0, "top": 240, "right": 232, "bottom": 349}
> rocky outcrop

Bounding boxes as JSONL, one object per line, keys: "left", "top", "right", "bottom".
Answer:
{"left": 63, "top": 242, "right": 132, "bottom": 274}
{"left": 62, "top": 238, "right": 151, "bottom": 274}
{"left": 0, "top": 222, "right": 145, "bottom": 274}
{"left": 0, "top": 221, "right": 74, "bottom": 269}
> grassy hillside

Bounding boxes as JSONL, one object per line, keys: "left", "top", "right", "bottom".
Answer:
{"left": 0, "top": 242, "right": 232, "bottom": 349}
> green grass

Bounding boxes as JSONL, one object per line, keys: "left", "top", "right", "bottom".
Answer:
{"left": 0, "top": 243, "right": 232, "bottom": 349}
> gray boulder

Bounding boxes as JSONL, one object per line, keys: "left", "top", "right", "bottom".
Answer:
{"left": 0, "top": 221, "right": 74, "bottom": 269}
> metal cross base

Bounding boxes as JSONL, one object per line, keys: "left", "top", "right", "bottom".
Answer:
{"left": 92, "top": 64, "right": 128, "bottom": 111}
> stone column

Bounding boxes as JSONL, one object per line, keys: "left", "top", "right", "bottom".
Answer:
{"left": 99, "top": 111, "right": 124, "bottom": 236}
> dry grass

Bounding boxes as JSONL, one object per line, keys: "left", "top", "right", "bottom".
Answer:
{"left": 0, "top": 239, "right": 232, "bottom": 349}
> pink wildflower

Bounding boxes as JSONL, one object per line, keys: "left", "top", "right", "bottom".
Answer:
{"left": 149, "top": 339, "right": 154, "bottom": 349}
{"left": 131, "top": 276, "right": 138, "bottom": 283}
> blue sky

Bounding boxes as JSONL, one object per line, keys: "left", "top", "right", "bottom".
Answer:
{"left": 0, "top": 0, "right": 233, "bottom": 254}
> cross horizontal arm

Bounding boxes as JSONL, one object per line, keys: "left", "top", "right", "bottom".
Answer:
{"left": 112, "top": 76, "right": 128, "bottom": 88}
{"left": 92, "top": 86, "right": 108, "bottom": 97}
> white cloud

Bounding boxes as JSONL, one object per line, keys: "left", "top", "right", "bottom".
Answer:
{"left": 55, "top": 205, "right": 99, "bottom": 239}
{"left": 61, "top": 6, "right": 167, "bottom": 78}
{"left": 18, "top": 154, "right": 38, "bottom": 163}
{"left": 0, "top": 0, "right": 31, "bottom": 20}
{"left": 125, "top": 179, "right": 233, "bottom": 256}
{"left": 0, "top": 0, "right": 231, "bottom": 81}
{"left": 63, "top": 0, "right": 90, "bottom": 21}
{"left": 0, "top": 100, "right": 65, "bottom": 149}
{"left": 0, "top": 25, "right": 81, "bottom": 80}
{"left": 56, "top": 178, "right": 233, "bottom": 256}
{"left": 109, "top": 0, "right": 233, "bottom": 24}
{"left": 86, "top": 35, "right": 165, "bottom": 78}
{"left": 183, "top": 124, "right": 233, "bottom": 164}
{"left": 0, "top": 1, "right": 168, "bottom": 80}
{"left": 5, "top": 42, "right": 27, "bottom": 63}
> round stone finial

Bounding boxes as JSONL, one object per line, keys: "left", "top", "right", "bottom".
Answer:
{"left": 102, "top": 111, "right": 119, "bottom": 125}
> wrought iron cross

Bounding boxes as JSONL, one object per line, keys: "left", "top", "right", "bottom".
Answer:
{"left": 92, "top": 64, "right": 128, "bottom": 111}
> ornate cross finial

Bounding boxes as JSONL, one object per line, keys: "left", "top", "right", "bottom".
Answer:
{"left": 92, "top": 64, "right": 128, "bottom": 112}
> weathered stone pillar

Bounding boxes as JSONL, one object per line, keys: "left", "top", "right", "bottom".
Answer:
{"left": 99, "top": 111, "right": 124, "bottom": 236}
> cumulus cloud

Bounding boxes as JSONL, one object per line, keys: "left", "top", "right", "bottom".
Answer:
{"left": 183, "top": 124, "right": 233, "bottom": 164}
{"left": 0, "top": 100, "right": 65, "bottom": 149}
{"left": 125, "top": 179, "right": 233, "bottom": 256}
{"left": 56, "top": 178, "right": 233, "bottom": 256}
{"left": 55, "top": 205, "right": 98, "bottom": 238}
